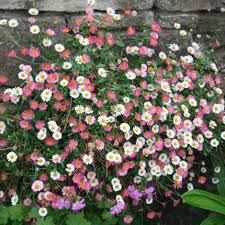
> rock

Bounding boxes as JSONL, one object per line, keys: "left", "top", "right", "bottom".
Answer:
{"left": 198, "top": 13, "right": 225, "bottom": 33}
{"left": 157, "top": 12, "right": 200, "bottom": 29}
{"left": 0, "top": 0, "right": 28, "bottom": 10}
{"left": 0, "top": 0, "right": 155, "bottom": 12}
{"left": 156, "top": 0, "right": 224, "bottom": 12}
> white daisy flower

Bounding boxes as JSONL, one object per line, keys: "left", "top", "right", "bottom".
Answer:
{"left": 28, "top": 8, "right": 39, "bottom": 16}
{"left": 79, "top": 37, "right": 89, "bottom": 46}
{"left": 41, "top": 89, "right": 52, "bottom": 102}
{"left": 43, "top": 38, "right": 52, "bottom": 47}
{"left": 107, "top": 7, "right": 115, "bottom": 16}
{"left": 37, "top": 157, "right": 46, "bottom": 166}
{"left": 30, "top": 25, "right": 40, "bottom": 34}
{"left": 50, "top": 171, "right": 60, "bottom": 180}
{"left": 8, "top": 19, "right": 18, "bottom": 27}
{"left": 98, "top": 68, "right": 108, "bottom": 78}
{"left": 97, "top": 115, "right": 108, "bottom": 126}
{"left": 174, "top": 23, "right": 181, "bottom": 29}
{"left": 83, "top": 154, "right": 93, "bottom": 165}
{"left": 82, "top": 91, "right": 91, "bottom": 99}
{"left": 210, "top": 138, "right": 219, "bottom": 147}
{"left": 0, "top": 121, "right": 6, "bottom": 134}
{"left": 173, "top": 173, "right": 182, "bottom": 182}
{"left": 11, "top": 195, "right": 18, "bottom": 205}
{"left": 62, "top": 62, "right": 72, "bottom": 70}
{"left": 0, "top": 19, "right": 7, "bottom": 26}
{"left": 38, "top": 207, "right": 48, "bottom": 217}
{"left": 120, "top": 123, "right": 130, "bottom": 132}
{"left": 70, "top": 89, "right": 80, "bottom": 98}
{"left": 37, "top": 129, "right": 47, "bottom": 140}
{"left": 163, "top": 164, "right": 174, "bottom": 175}
{"left": 7, "top": 152, "right": 18, "bottom": 163}
{"left": 113, "top": 14, "right": 121, "bottom": 20}
{"left": 159, "top": 52, "right": 167, "bottom": 60}
{"left": 65, "top": 164, "right": 75, "bottom": 173}
{"left": 55, "top": 43, "right": 65, "bottom": 52}
{"left": 88, "top": 0, "right": 95, "bottom": 5}
{"left": 74, "top": 105, "right": 85, "bottom": 114}
{"left": 169, "top": 43, "right": 179, "bottom": 51}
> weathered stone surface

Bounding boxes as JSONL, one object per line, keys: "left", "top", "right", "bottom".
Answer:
{"left": 0, "top": 0, "right": 28, "bottom": 10}
{"left": 156, "top": 0, "right": 225, "bottom": 12}
{"left": 0, "top": 12, "right": 66, "bottom": 87}
{"left": 198, "top": 13, "right": 225, "bottom": 33}
{"left": 160, "top": 29, "right": 193, "bottom": 45}
{"left": 0, "top": 0, "right": 155, "bottom": 12}
{"left": 157, "top": 13, "right": 200, "bottom": 29}
{"left": 68, "top": 11, "right": 154, "bottom": 29}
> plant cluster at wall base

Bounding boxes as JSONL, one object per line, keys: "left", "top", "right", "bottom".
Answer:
{"left": 0, "top": 0, "right": 225, "bottom": 224}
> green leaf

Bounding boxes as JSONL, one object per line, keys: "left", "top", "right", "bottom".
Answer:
{"left": 8, "top": 204, "right": 24, "bottom": 221}
{"left": 86, "top": 214, "right": 102, "bottom": 225}
{"left": 66, "top": 213, "right": 91, "bottom": 225}
{"left": 37, "top": 217, "right": 54, "bottom": 225}
{"left": 97, "top": 201, "right": 112, "bottom": 209}
{"left": 200, "top": 215, "right": 225, "bottom": 225}
{"left": 0, "top": 205, "right": 9, "bottom": 224}
{"left": 182, "top": 189, "right": 225, "bottom": 215}
{"left": 115, "top": 40, "right": 125, "bottom": 47}
{"left": 29, "top": 207, "right": 39, "bottom": 219}
{"left": 102, "top": 211, "right": 118, "bottom": 225}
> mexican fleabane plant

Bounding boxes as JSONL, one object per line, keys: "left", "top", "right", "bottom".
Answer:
{"left": 0, "top": 0, "right": 224, "bottom": 224}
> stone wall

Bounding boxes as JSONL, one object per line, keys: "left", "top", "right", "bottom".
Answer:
{"left": 1, "top": 0, "right": 225, "bottom": 88}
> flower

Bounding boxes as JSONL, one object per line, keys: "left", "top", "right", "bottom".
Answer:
{"left": 120, "top": 123, "right": 130, "bottom": 132}
{"left": 50, "top": 171, "right": 61, "bottom": 180}
{"left": 7, "top": 152, "right": 18, "bottom": 163}
{"left": 31, "top": 180, "right": 44, "bottom": 192}
{"left": 55, "top": 43, "right": 65, "bottom": 52}
{"left": 72, "top": 199, "right": 86, "bottom": 211}
{"left": 1, "top": 3, "right": 225, "bottom": 220}
{"left": 8, "top": 19, "right": 18, "bottom": 27}
{"left": 38, "top": 207, "right": 48, "bottom": 217}
{"left": 0, "top": 19, "right": 7, "bottom": 26}
{"left": 174, "top": 23, "right": 181, "bottom": 29}
{"left": 113, "top": 14, "right": 121, "bottom": 20}
{"left": 70, "top": 89, "right": 80, "bottom": 98}
{"left": 11, "top": 195, "right": 18, "bottom": 205}
{"left": 30, "top": 25, "right": 40, "bottom": 34}
{"left": 98, "top": 68, "right": 108, "bottom": 78}
{"left": 29, "top": 47, "right": 40, "bottom": 58}
{"left": 62, "top": 62, "right": 72, "bottom": 70}
{"left": 169, "top": 43, "right": 179, "bottom": 51}
{"left": 41, "top": 89, "right": 52, "bottom": 102}
{"left": 43, "top": 38, "right": 52, "bottom": 47}
{"left": 0, "top": 121, "right": 6, "bottom": 134}
{"left": 28, "top": 8, "right": 39, "bottom": 16}
{"left": 83, "top": 154, "right": 93, "bottom": 165}
{"left": 210, "top": 138, "right": 219, "bottom": 147}
{"left": 87, "top": 0, "right": 95, "bottom": 5}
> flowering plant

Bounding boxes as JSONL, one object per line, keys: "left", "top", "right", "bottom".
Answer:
{"left": 0, "top": 0, "right": 224, "bottom": 224}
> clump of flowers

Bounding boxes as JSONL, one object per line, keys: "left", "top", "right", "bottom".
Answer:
{"left": 0, "top": 0, "right": 224, "bottom": 223}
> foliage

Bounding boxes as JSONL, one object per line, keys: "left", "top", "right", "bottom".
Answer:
{"left": 182, "top": 189, "right": 225, "bottom": 225}
{"left": 0, "top": 0, "right": 225, "bottom": 224}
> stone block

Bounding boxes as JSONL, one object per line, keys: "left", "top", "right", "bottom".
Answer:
{"left": 157, "top": 12, "right": 200, "bottom": 29}
{"left": 156, "top": 0, "right": 224, "bottom": 12}
{"left": 0, "top": 0, "right": 155, "bottom": 12}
